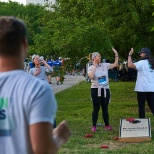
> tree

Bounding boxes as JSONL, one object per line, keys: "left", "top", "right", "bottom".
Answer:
{"left": 35, "top": 0, "right": 113, "bottom": 60}
{"left": 1, "top": 0, "right": 154, "bottom": 63}
{"left": 102, "top": 0, "right": 154, "bottom": 58}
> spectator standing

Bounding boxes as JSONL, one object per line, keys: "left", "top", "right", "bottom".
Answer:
{"left": 118, "top": 63, "right": 128, "bottom": 81}
{"left": 53, "top": 57, "right": 62, "bottom": 85}
{"left": 88, "top": 48, "right": 119, "bottom": 132}
{"left": 128, "top": 47, "right": 154, "bottom": 118}
{"left": 24, "top": 57, "right": 28, "bottom": 71}
{"left": 28, "top": 61, "right": 34, "bottom": 69}
{"left": 29, "top": 55, "right": 53, "bottom": 82}
{"left": 30, "top": 55, "right": 57, "bottom": 127}
{"left": 27, "top": 55, "right": 33, "bottom": 70}
{"left": 0, "top": 16, "right": 71, "bottom": 154}
{"left": 47, "top": 58, "right": 54, "bottom": 84}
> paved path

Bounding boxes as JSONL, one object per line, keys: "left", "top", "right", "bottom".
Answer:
{"left": 50, "top": 74, "right": 85, "bottom": 94}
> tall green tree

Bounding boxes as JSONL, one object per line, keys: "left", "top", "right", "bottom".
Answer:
{"left": 102, "top": 0, "right": 154, "bottom": 58}
{"left": 1, "top": 0, "right": 154, "bottom": 61}
{"left": 0, "top": 1, "right": 48, "bottom": 56}
{"left": 54, "top": 0, "right": 154, "bottom": 59}
{"left": 35, "top": 0, "right": 113, "bottom": 61}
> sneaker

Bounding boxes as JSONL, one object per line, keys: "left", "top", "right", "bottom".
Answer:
{"left": 92, "top": 126, "right": 97, "bottom": 132}
{"left": 105, "top": 125, "right": 112, "bottom": 130}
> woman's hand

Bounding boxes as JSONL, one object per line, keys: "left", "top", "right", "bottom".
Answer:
{"left": 128, "top": 47, "right": 136, "bottom": 69}
{"left": 109, "top": 47, "right": 119, "bottom": 69}
{"left": 34, "top": 68, "right": 41, "bottom": 76}
{"left": 129, "top": 47, "right": 134, "bottom": 56}
{"left": 93, "top": 60, "right": 97, "bottom": 67}
{"left": 112, "top": 47, "right": 118, "bottom": 56}
{"left": 41, "top": 59, "right": 46, "bottom": 64}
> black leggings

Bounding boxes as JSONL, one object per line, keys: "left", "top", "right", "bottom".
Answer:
{"left": 137, "top": 92, "right": 154, "bottom": 118}
{"left": 91, "top": 88, "right": 110, "bottom": 126}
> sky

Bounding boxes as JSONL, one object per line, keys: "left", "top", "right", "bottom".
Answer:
{"left": 0, "top": 0, "right": 26, "bottom": 5}
{"left": 0, "top": 0, "right": 55, "bottom": 5}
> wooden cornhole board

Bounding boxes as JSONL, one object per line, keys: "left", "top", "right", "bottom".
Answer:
{"left": 119, "top": 118, "right": 151, "bottom": 142}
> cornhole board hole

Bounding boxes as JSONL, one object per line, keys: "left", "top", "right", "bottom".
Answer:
{"left": 119, "top": 118, "right": 151, "bottom": 142}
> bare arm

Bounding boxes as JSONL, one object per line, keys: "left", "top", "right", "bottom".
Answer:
{"left": 110, "top": 47, "right": 119, "bottom": 69}
{"left": 30, "top": 121, "right": 71, "bottom": 154}
{"left": 127, "top": 47, "right": 136, "bottom": 69}
{"left": 42, "top": 59, "right": 53, "bottom": 70}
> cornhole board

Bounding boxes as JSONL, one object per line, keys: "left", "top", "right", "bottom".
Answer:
{"left": 119, "top": 118, "right": 151, "bottom": 142}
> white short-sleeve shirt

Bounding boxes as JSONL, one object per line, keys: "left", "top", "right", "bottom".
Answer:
{"left": 29, "top": 66, "right": 53, "bottom": 81}
{"left": 88, "top": 63, "right": 110, "bottom": 89}
{"left": 0, "top": 70, "right": 57, "bottom": 154}
{"left": 134, "top": 59, "right": 154, "bottom": 92}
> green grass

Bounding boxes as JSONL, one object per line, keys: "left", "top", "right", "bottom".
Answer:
{"left": 55, "top": 81, "right": 154, "bottom": 154}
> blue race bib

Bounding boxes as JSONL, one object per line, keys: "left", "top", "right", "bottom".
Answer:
{"left": 98, "top": 76, "right": 108, "bottom": 87}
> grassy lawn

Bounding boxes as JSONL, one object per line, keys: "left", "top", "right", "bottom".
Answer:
{"left": 55, "top": 81, "right": 154, "bottom": 154}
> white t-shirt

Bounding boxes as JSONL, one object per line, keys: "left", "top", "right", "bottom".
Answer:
{"left": 134, "top": 59, "right": 154, "bottom": 92}
{"left": 29, "top": 66, "right": 53, "bottom": 81}
{"left": 0, "top": 70, "right": 57, "bottom": 154}
{"left": 88, "top": 63, "right": 110, "bottom": 89}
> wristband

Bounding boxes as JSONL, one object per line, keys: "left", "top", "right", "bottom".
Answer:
{"left": 128, "top": 55, "right": 132, "bottom": 56}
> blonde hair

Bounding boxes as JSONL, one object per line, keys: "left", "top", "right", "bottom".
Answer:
{"left": 89, "top": 53, "right": 92, "bottom": 62}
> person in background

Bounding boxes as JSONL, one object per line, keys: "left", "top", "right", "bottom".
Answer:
{"left": 0, "top": 16, "right": 71, "bottom": 154}
{"left": 28, "top": 55, "right": 34, "bottom": 71}
{"left": 29, "top": 55, "right": 53, "bottom": 82}
{"left": 85, "top": 53, "right": 93, "bottom": 82}
{"left": 118, "top": 62, "right": 128, "bottom": 81}
{"left": 128, "top": 47, "right": 154, "bottom": 118}
{"left": 88, "top": 47, "right": 119, "bottom": 132}
{"left": 30, "top": 55, "right": 57, "bottom": 127}
{"left": 53, "top": 57, "right": 62, "bottom": 85}
{"left": 24, "top": 57, "right": 28, "bottom": 71}
{"left": 47, "top": 58, "right": 54, "bottom": 84}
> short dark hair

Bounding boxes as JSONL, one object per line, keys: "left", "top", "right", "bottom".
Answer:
{"left": 0, "top": 16, "right": 27, "bottom": 57}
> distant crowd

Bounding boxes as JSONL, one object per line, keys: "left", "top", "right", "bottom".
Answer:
{"left": 25, "top": 55, "right": 138, "bottom": 84}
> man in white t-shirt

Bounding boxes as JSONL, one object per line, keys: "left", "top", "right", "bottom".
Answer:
{"left": 128, "top": 47, "right": 154, "bottom": 118}
{"left": 0, "top": 16, "right": 71, "bottom": 154}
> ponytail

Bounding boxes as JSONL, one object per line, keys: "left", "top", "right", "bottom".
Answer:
{"left": 148, "top": 55, "right": 154, "bottom": 70}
